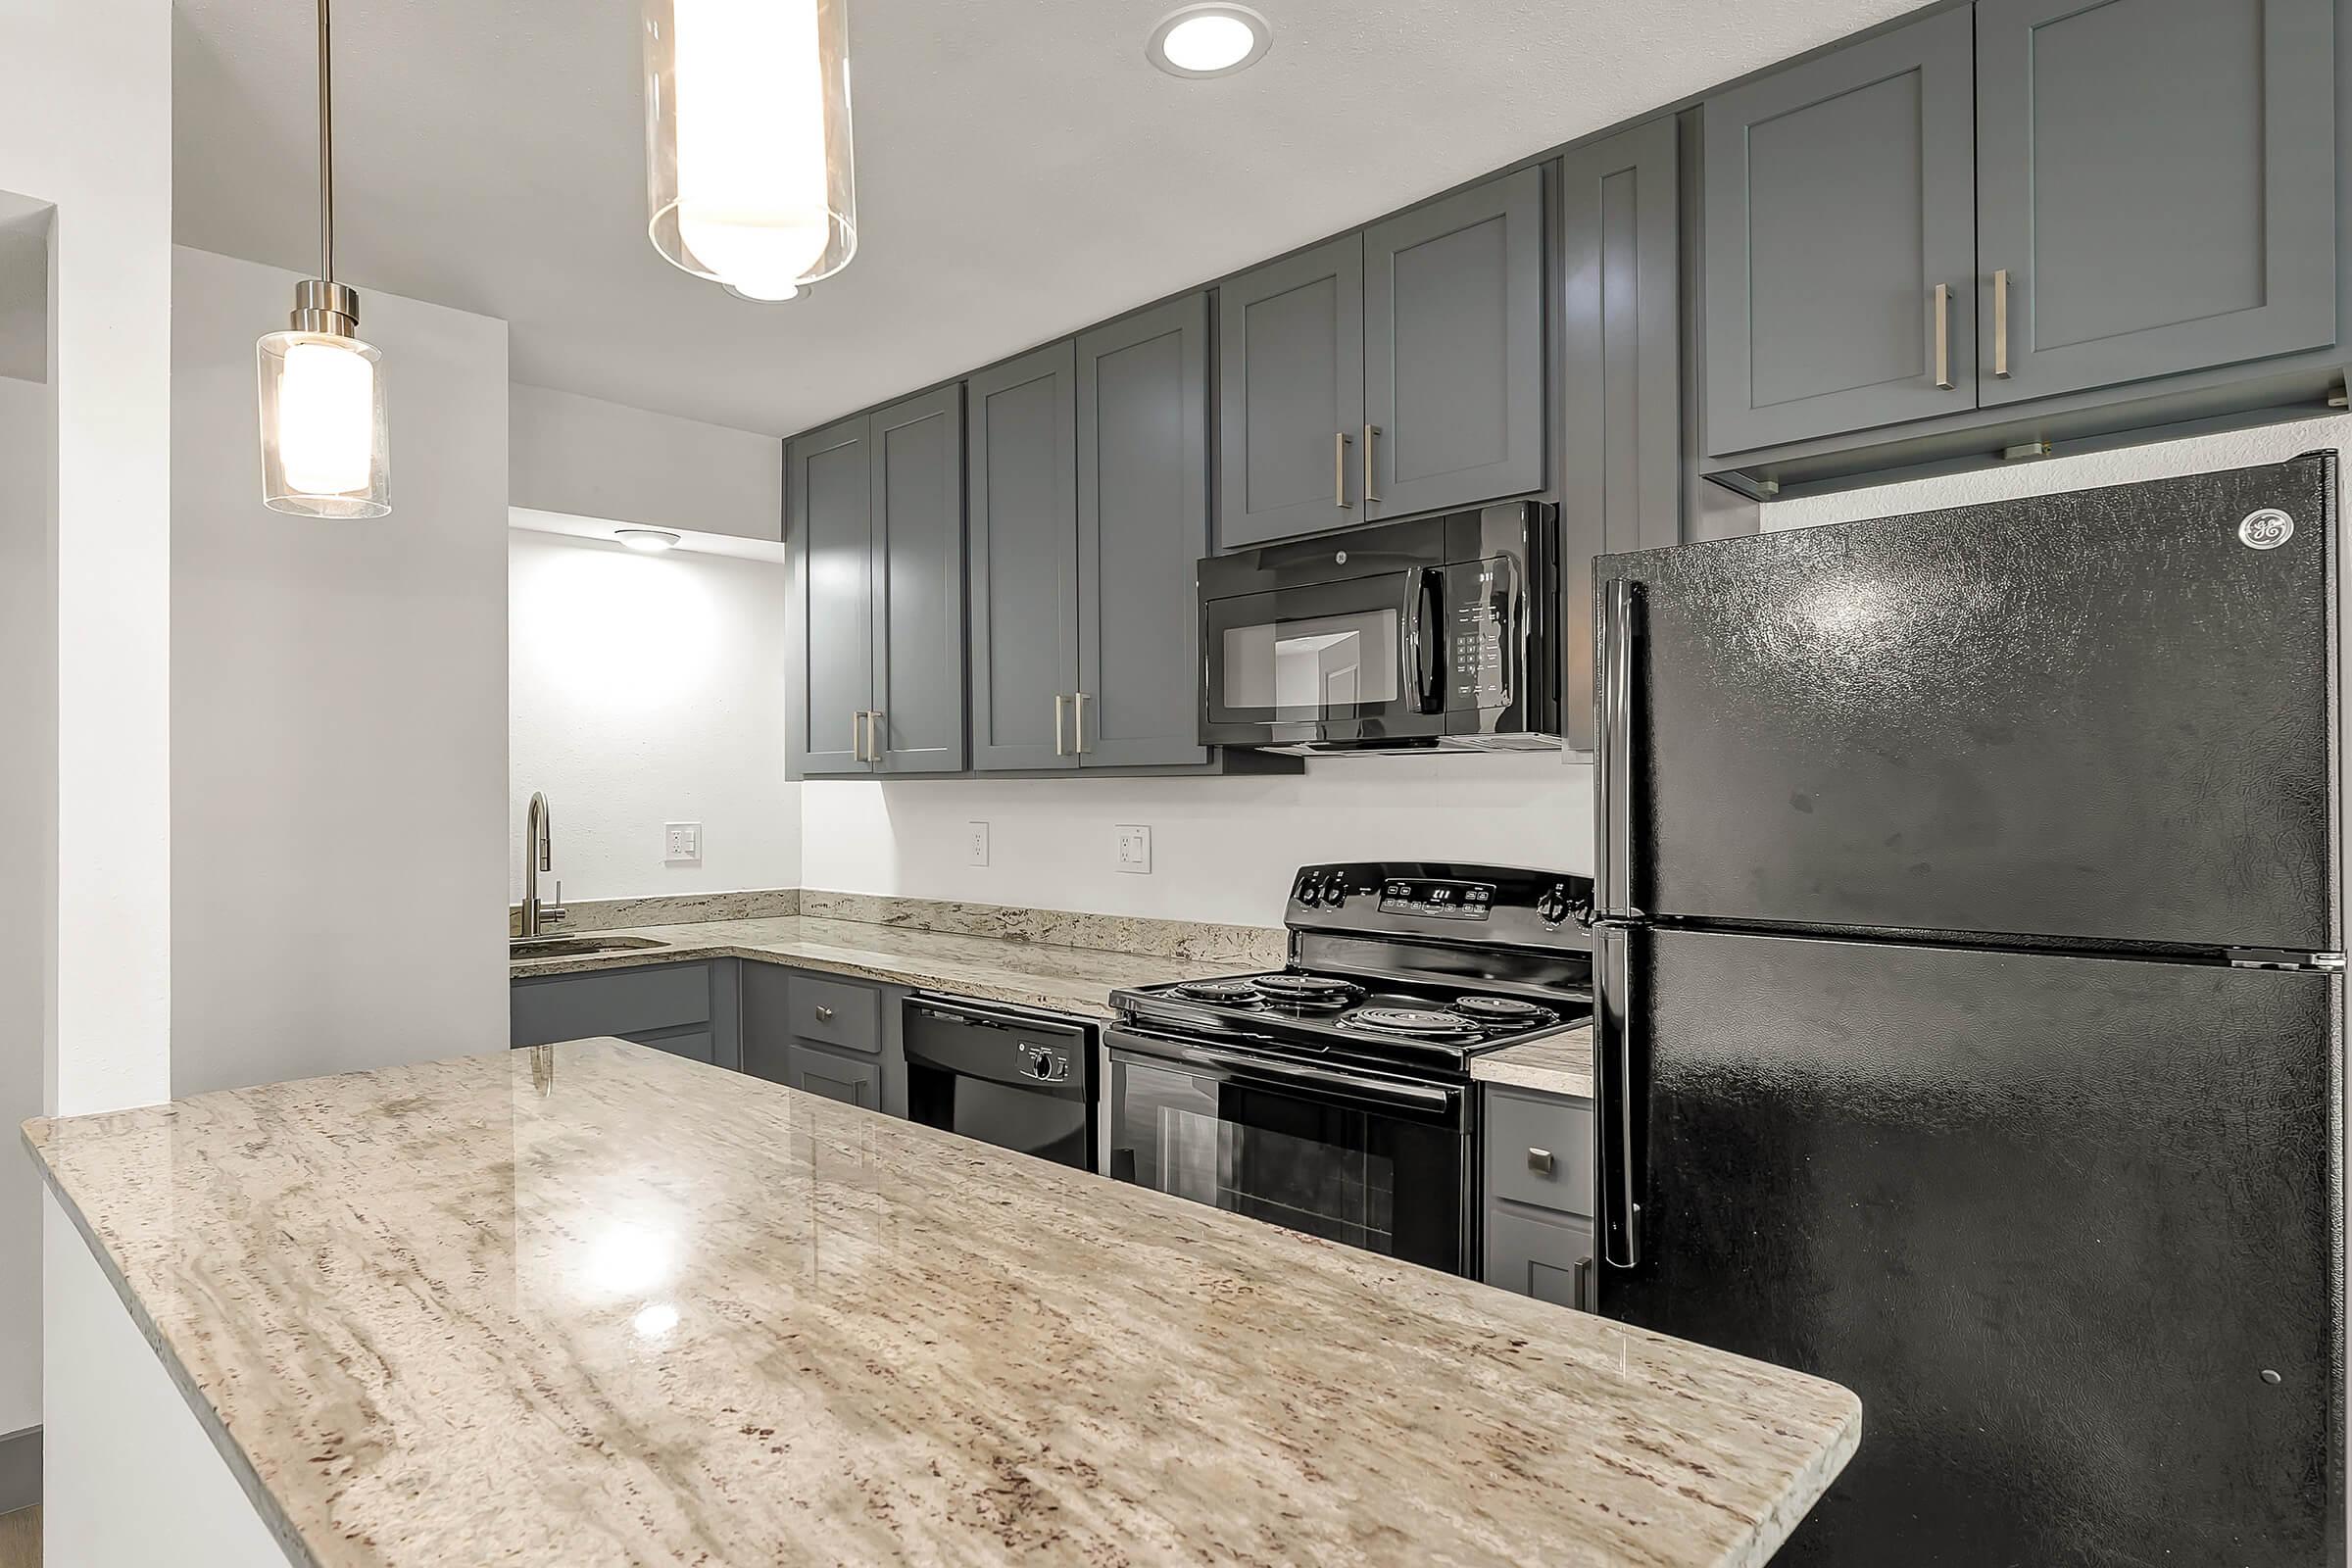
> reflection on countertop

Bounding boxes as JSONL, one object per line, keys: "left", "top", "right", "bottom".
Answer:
{"left": 25, "top": 1038, "right": 1859, "bottom": 1568}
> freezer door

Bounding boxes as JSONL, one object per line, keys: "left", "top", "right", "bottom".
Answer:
{"left": 1595, "top": 453, "right": 2338, "bottom": 952}
{"left": 1595, "top": 925, "right": 2343, "bottom": 1566}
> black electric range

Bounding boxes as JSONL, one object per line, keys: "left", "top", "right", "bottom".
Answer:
{"left": 1103, "top": 861, "right": 1592, "bottom": 1276}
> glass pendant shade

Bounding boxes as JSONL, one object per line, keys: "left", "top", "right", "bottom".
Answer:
{"left": 643, "top": 0, "right": 858, "bottom": 297}
{"left": 258, "top": 329, "right": 390, "bottom": 518}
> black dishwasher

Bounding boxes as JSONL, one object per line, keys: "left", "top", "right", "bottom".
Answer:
{"left": 903, "top": 995, "right": 1098, "bottom": 1171}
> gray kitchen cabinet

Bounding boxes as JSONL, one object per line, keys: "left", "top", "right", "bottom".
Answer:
{"left": 1077, "top": 294, "right": 1212, "bottom": 768}
{"left": 788, "top": 414, "right": 873, "bottom": 774}
{"left": 789, "top": 387, "right": 967, "bottom": 777}
{"left": 869, "top": 386, "right": 967, "bottom": 772}
{"left": 1973, "top": 0, "right": 2337, "bottom": 406}
{"left": 1557, "top": 119, "right": 1683, "bottom": 754}
{"left": 510, "top": 959, "right": 742, "bottom": 1072}
{"left": 1216, "top": 233, "right": 1366, "bottom": 549}
{"left": 740, "top": 960, "right": 907, "bottom": 1116}
{"left": 1701, "top": 6, "right": 1979, "bottom": 456}
{"left": 1362, "top": 164, "right": 1546, "bottom": 518}
{"left": 1480, "top": 1083, "right": 1596, "bottom": 1312}
{"left": 967, "top": 342, "right": 1081, "bottom": 771}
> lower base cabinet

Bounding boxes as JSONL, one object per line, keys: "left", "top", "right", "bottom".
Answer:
{"left": 740, "top": 960, "right": 908, "bottom": 1117}
{"left": 1479, "top": 1084, "right": 1598, "bottom": 1312}
{"left": 511, "top": 960, "right": 742, "bottom": 1071}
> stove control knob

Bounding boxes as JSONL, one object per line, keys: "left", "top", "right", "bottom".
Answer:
{"left": 1295, "top": 874, "right": 1317, "bottom": 904}
{"left": 1537, "top": 885, "right": 1571, "bottom": 924}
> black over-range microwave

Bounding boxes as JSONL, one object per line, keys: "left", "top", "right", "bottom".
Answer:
{"left": 1197, "top": 504, "right": 1562, "bottom": 753}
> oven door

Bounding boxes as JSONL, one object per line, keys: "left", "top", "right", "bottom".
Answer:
{"left": 1102, "top": 1029, "right": 1475, "bottom": 1275}
{"left": 1201, "top": 571, "right": 1447, "bottom": 747}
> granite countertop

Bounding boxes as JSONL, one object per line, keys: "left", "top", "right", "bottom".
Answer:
{"left": 509, "top": 913, "right": 1252, "bottom": 1019}
{"left": 25, "top": 1039, "right": 1860, "bottom": 1567}
{"left": 1472, "top": 1024, "right": 1595, "bottom": 1099}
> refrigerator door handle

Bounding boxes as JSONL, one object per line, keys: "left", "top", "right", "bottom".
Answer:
{"left": 1594, "top": 922, "right": 1643, "bottom": 1270}
{"left": 1596, "top": 578, "right": 1644, "bottom": 919}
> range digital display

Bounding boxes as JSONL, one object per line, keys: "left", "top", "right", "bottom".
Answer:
{"left": 1379, "top": 878, "right": 1495, "bottom": 920}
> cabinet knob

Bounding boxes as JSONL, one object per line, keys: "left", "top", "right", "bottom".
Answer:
{"left": 1527, "top": 1147, "right": 1555, "bottom": 1175}
{"left": 814, "top": 1004, "right": 834, "bottom": 1022}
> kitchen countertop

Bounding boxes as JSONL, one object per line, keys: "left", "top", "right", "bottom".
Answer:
{"left": 509, "top": 913, "right": 1248, "bottom": 1019}
{"left": 25, "top": 1039, "right": 1860, "bottom": 1567}
{"left": 1471, "top": 1024, "right": 1595, "bottom": 1099}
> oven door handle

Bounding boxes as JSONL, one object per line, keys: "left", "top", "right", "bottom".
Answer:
{"left": 1114, "top": 1037, "right": 1456, "bottom": 1114}
{"left": 1404, "top": 565, "right": 1445, "bottom": 713}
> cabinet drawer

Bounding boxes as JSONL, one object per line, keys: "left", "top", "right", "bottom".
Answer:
{"left": 1483, "top": 1087, "right": 1593, "bottom": 1217}
{"left": 1483, "top": 1206, "right": 1596, "bottom": 1312}
{"left": 511, "top": 962, "right": 711, "bottom": 1047}
{"left": 792, "top": 974, "right": 882, "bottom": 1054}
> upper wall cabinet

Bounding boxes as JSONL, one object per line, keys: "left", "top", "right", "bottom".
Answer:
{"left": 1701, "top": 7, "right": 1979, "bottom": 457}
{"left": 966, "top": 297, "right": 1214, "bottom": 773}
{"left": 1972, "top": 0, "right": 2336, "bottom": 406}
{"left": 967, "top": 343, "right": 1081, "bottom": 771}
{"left": 788, "top": 385, "right": 966, "bottom": 778}
{"left": 1078, "top": 294, "right": 1213, "bottom": 769}
{"left": 1217, "top": 167, "right": 1546, "bottom": 550}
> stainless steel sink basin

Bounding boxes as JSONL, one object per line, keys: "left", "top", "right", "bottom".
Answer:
{"left": 509, "top": 935, "right": 668, "bottom": 960}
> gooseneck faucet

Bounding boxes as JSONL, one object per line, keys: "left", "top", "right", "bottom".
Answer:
{"left": 521, "top": 792, "right": 567, "bottom": 937}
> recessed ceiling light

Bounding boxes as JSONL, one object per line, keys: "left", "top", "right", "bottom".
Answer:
{"left": 725, "top": 280, "right": 802, "bottom": 304}
{"left": 615, "top": 527, "right": 682, "bottom": 554}
{"left": 1148, "top": 4, "right": 1271, "bottom": 77}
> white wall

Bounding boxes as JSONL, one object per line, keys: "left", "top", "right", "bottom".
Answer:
{"left": 800, "top": 752, "right": 1592, "bottom": 927}
{"left": 171, "top": 245, "right": 512, "bottom": 1098}
{"left": 0, "top": 373, "right": 48, "bottom": 1442}
{"left": 511, "top": 383, "right": 782, "bottom": 544}
{"left": 511, "top": 528, "right": 799, "bottom": 903}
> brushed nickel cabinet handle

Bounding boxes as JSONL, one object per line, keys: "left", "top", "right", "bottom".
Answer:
{"left": 853, "top": 710, "right": 868, "bottom": 762}
{"left": 1527, "top": 1147, "right": 1556, "bottom": 1175}
{"left": 1932, "top": 283, "right": 1954, "bottom": 390}
{"left": 1074, "top": 691, "right": 1091, "bottom": 755}
{"left": 1054, "top": 693, "right": 1068, "bottom": 758}
{"left": 814, "top": 1004, "right": 834, "bottom": 1022}
{"left": 1334, "top": 430, "right": 1353, "bottom": 509}
{"left": 868, "top": 709, "right": 885, "bottom": 761}
{"left": 1362, "top": 424, "right": 1381, "bottom": 506}
{"left": 1992, "top": 269, "right": 2011, "bottom": 379}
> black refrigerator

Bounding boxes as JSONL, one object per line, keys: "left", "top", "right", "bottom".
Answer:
{"left": 1590, "top": 453, "right": 2344, "bottom": 1565}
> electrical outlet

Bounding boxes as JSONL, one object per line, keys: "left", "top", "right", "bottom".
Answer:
{"left": 663, "top": 821, "right": 702, "bottom": 864}
{"left": 966, "top": 820, "right": 990, "bottom": 867}
{"left": 1114, "top": 824, "right": 1152, "bottom": 875}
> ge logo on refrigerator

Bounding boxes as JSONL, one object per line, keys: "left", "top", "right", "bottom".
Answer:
{"left": 2237, "top": 509, "right": 2295, "bottom": 550}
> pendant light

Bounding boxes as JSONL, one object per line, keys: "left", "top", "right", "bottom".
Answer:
{"left": 257, "top": 0, "right": 390, "bottom": 518}
{"left": 642, "top": 0, "right": 858, "bottom": 301}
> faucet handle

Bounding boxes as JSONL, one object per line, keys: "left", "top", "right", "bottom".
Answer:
{"left": 541, "top": 880, "right": 568, "bottom": 926}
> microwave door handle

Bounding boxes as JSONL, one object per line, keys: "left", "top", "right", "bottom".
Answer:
{"left": 1404, "top": 566, "right": 1444, "bottom": 713}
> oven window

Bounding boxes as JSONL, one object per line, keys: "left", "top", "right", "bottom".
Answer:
{"left": 1220, "top": 610, "right": 1401, "bottom": 712}
{"left": 1109, "top": 1056, "right": 1467, "bottom": 1268}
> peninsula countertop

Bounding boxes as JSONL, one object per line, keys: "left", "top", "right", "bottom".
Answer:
{"left": 25, "top": 1039, "right": 1860, "bottom": 1568}
{"left": 508, "top": 913, "right": 1259, "bottom": 1019}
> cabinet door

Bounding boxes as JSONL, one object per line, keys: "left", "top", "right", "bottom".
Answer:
{"left": 1557, "top": 121, "right": 1681, "bottom": 755}
{"left": 967, "top": 344, "right": 1081, "bottom": 771}
{"left": 788, "top": 415, "right": 875, "bottom": 775}
{"left": 1363, "top": 166, "right": 1546, "bottom": 518}
{"left": 1483, "top": 1206, "right": 1596, "bottom": 1312}
{"left": 868, "top": 385, "right": 967, "bottom": 772}
{"left": 1078, "top": 294, "right": 1212, "bottom": 769}
{"left": 1975, "top": 0, "right": 2336, "bottom": 406}
{"left": 1215, "top": 233, "right": 1365, "bottom": 549}
{"left": 788, "top": 1039, "right": 884, "bottom": 1110}
{"left": 1701, "top": 7, "right": 1978, "bottom": 455}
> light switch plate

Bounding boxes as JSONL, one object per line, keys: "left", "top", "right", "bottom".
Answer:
{"left": 1114, "top": 824, "right": 1152, "bottom": 874}
{"left": 664, "top": 821, "right": 702, "bottom": 864}
{"left": 966, "top": 820, "right": 990, "bottom": 867}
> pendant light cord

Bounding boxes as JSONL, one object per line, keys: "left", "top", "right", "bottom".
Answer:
{"left": 317, "top": 0, "right": 335, "bottom": 284}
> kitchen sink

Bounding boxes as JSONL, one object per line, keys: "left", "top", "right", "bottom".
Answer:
{"left": 509, "top": 935, "right": 668, "bottom": 960}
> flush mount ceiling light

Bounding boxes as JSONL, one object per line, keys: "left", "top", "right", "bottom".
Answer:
{"left": 256, "top": 0, "right": 390, "bottom": 518}
{"left": 643, "top": 0, "right": 858, "bottom": 302}
{"left": 1148, "top": 4, "right": 1272, "bottom": 77}
{"left": 615, "top": 527, "right": 683, "bottom": 554}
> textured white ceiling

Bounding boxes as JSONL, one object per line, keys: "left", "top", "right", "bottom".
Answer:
{"left": 173, "top": 0, "right": 1921, "bottom": 437}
